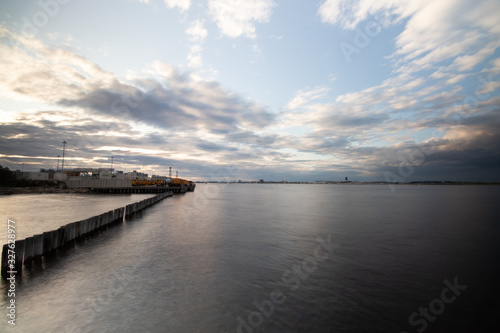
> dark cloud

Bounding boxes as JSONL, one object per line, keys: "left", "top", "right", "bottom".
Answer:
{"left": 196, "top": 141, "right": 237, "bottom": 152}
{"left": 227, "top": 130, "right": 277, "bottom": 145}
{"left": 57, "top": 75, "right": 275, "bottom": 135}
{"left": 334, "top": 114, "right": 389, "bottom": 127}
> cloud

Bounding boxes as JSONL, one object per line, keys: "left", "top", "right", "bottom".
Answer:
{"left": 208, "top": 0, "right": 276, "bottom": 39}
{"left": 0, "top": 28, "right": 274, "bottom": 135}
{"left": 319, "top": 0, "right": 500, "bottom": 74}
{"left": 187, "top": 44, "right": 203, "bottom": 69}
{"left": 164, "top": 0, "right": 191, "bottom": 12}
{"left": 185, "top": 20, "right": 208, "bottom": 42}
{"left": 1, "top": 4, "right": 499, "bottom": 183}
{"left": 185, "top": 21, "right": 207, "bottom": 71}
{"left": 0, "top": 26, "right": 116, "bottom": 103}
{"left": 196, "top": 140, "right": 237, "bottom": 152}
{"left": 0, "top": 27, "right": 285, "bottom": 179}
{"left": 286, "top": 87, "right": 330, "bottom": 110}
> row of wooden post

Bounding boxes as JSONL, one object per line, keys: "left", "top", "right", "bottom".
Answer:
{"left": 124, "top": 191, "right": 171, "bottom": 217}
{"left": 1, "top": 191, "right": 173, "bottom": 278}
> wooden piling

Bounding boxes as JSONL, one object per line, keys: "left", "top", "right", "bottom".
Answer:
{"left": 23, "top": 236, "right": 35, "bottom": 265}
{"left": 43, "top": 231, "right": 53, "bottom": 254}
{"left": 63, "top": 223, "right": 75, "bottom": 243}
{"left": 80, "top": 219, "right": 88, "bottom": 236}
{"left": 57, "top": 227, "right": 65, "bottom": 248}
{"left": 1, "top": 244, "right": 9, "bottom": 278}
{"left": 50, "top": 230, "right": 59, "bottom": 252}
{"left": 33, "top": 234, "right": 44, "bottom": 257}
{"left": 14, "top": 240, "right": 25, "bottom": 275}
{"left": 74, "top": 221, "right": 82, "bottom": 239}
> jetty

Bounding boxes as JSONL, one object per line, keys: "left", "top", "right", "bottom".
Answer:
{"left": 1, "top": 191, "right": 173, "bottom": 278}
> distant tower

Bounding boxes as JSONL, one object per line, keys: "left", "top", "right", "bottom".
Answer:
{"left": 345, "top": 177, "right": 348, "bottom": 182}
{"left": 61, "top": 141, "right": 67, "bottom": 171}
{"left": 176, "top": 171, "right": 178, "bottom": 178}
{"left": 169, "top": 167, "right": 172, "bottom": 178}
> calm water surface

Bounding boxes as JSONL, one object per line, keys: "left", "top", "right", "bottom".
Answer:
{"left": 1, "top": 184, "right": 499, "bottom": 333}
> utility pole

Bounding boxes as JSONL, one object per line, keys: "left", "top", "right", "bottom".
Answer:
{"left": 61, "top": 141, "right": 67, "bottom": 171}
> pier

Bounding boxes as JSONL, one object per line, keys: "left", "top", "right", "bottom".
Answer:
{"left": 88, "top": 184, "right": 194, "bottom": 194}
{"left": 90, "top": 186, "right": 173, "bottom": 194}
{"left": 1, "top": 191, "right": 173, "bottom": 278}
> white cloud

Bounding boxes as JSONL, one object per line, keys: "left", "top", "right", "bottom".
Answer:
{"left": 0, "top": 28, "right": 273, "bottom": 136}
{"left": 313, "top": 0, "right": 500, "bottom": 159}
{"left": 164, "top": 0, "right": 191, "bottom": 11}
{"left": 318, "top": 0, "right": 410, "bottom": 29}
{"left": 187, "top": 44, "right": 203, "bottom": 69}
{"left": 185, "top": 21, "right": 210, "bottom": 77}
{"left": 286, "top": 87, "right": 330, "bottom": 110}
{"left": 0, "top": 27, "right": 115, "bottom": 103}
{"left": 208, "top": 0, "right": 276, "bottom": 39}
{"left": 319, "top": 0, "right": 500, "bottom": 74}
{"left": 450, "top": 44, "right": 497, "bottom": 72}
{"left": 185, "top": 20, "right": 208, "bottom": 42}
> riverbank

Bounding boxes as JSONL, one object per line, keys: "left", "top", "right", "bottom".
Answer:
{"left": 0, "top": 187, "right": 92, "bottom": 195}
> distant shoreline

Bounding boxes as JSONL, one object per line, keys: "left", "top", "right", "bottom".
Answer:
{"left": 196, "top": 181, "right": 500, "bottom": 185}
{"left": 1, "top": 182, "right": 499, "bottom": 196}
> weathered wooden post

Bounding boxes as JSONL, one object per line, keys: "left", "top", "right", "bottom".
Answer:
{"left": 51, "top": 230, "right": 60, "bottom": 251}
{"left": 74, "top": 221, "right": 82, "bottom": 239}
{"left": 1, "top": 244, "right": 9, "bottom": 278}
{"left": 57, "top": 227, "right": 65, "bottom": 247}
{"left": 42, "top": 231, "right": 53, "bottom": 254}
{"left": 33, "top": 234, "right": 44, "bottom": 258}
{"left": 14, "top": 240, "right": 25, "bottom": 275}
{"left": 23, "top": 236, "right": 35, "bottom": 265}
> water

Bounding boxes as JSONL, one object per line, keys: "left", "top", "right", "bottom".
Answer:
{"left": 0, "top": 193, "right": 156, "bottom": 244}
{"left": 1, "top": 184, "right": 499, "bottom": 332}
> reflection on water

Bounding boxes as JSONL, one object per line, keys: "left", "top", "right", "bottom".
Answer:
{"left": 1, "top": 185, "right": 499, "bottom": 332}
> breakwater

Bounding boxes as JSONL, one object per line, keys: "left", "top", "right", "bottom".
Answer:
{"left": 1, "top": 191, "right": 173, "bottom": 278}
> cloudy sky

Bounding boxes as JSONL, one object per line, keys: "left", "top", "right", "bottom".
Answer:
{"left": 1, "top": 0, "right": 499, "bottom": 182}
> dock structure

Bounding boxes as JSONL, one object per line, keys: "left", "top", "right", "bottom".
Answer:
{"left": 90, "top": 186, "right": 172, "bottom": 194}
{"left": 89, "top": 185, "right": 194, "bottom": 194}
{"left": 1, "top": 191, "right": 173, "bottom": 278}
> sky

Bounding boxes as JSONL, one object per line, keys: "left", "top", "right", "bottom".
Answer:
{"left": 0, "top": 0, "right": 499, "bottom": 182}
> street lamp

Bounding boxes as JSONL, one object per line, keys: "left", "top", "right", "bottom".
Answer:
{"left": 57, "top": 155, "right": 60, "bottom": 171}
{"left": 61, "top": 141, "right": 67, "bottom": 171}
